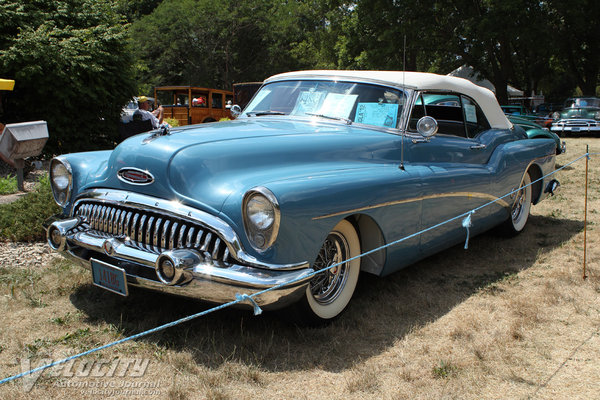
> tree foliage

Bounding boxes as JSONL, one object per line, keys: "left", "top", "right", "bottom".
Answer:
{"left": 0, "top": 0, "right": 136, "bottom": 155}
{"left": 128, "top": 0, "right": 320, "bottom": 89}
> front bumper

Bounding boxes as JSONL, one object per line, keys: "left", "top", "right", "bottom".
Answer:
{"left": 551, "top": 119, "right": 600, "bottom": 134}
{"left": 44, "top": 191, "right": 314, "bottom": 310}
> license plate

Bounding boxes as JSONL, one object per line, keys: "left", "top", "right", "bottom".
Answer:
{"left": 91, "top": 258, "right": 128, "bottom": 296}
{"left": 571, "top": 127, "right": 580, "bottom": 132}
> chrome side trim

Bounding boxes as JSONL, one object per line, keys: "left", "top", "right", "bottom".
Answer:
{"left": 312, "top": 191, "right": 510, "bottom": 221}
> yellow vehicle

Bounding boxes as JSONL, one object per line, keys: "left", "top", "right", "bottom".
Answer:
{"left": 154, "top": 86, "right": 233, "bottom": 126}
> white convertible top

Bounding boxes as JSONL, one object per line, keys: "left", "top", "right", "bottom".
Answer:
{"left": 266, "top": 70, "right": 512, "bottom": 130}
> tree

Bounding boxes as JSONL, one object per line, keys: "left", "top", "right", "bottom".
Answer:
{"left": 546, "top": 0, "right": 600, "bottom": 96}
{"left": 129, "top": 0, "right": 321, "bottom": 90}
{"left": 0, "top": 0, "right": 136, "bottom": 155}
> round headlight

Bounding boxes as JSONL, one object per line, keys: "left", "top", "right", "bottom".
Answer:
{"left": 246, "top": 195, "right": 275, "bottom": 229}
{"left": 552, "top": 111, "right": 561, "bottom": 120}
{"left": 50, "top": 158, "right": 72, "bottom": 207}
{"left": 595, "top": 111, "right": 600, "bottom": 120}
{"left": 242, "top": 188, "right": 280, "bottom": 252}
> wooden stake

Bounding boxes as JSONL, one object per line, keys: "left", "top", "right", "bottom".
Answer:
{"left": 583, "top": 145, "right": 588, "bottom": 280}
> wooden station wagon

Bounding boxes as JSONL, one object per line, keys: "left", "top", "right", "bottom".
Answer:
{"left": 154, "top": 86, "right": 233, "bottom": 126}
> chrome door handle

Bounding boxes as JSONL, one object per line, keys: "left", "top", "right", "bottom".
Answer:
{"left": 470, "top": 143, "right": 486, "bottom": 150}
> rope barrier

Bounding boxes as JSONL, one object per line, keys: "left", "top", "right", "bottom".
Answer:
{"left": 0, "top": 151, "right": 595, "bottom": 386}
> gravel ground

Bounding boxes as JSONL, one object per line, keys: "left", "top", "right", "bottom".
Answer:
{"left": 0, "top": 241, "right": 58, "bottom": 268}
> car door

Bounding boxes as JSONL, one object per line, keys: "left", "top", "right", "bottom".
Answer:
{"left": 406, "top": 92, "right": 498, "bottom": 255}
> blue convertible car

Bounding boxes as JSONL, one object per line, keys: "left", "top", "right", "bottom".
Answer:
{"left": 46, "top": 71, "right": 559, "bottom": 323}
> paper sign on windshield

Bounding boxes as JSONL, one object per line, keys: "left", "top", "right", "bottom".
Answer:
{"left": 355, "top": 103, "right": 399, "bottom": 128}
{"left": 318, "top": 93, "right": 358, "bottom": 119}
{"left": 293, "top": 91, "right": 327, "bottom": 115}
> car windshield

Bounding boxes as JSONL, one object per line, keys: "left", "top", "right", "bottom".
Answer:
{"left": 564, "top": 97, "right": 600, "bottom": 109}
{"left": 243, "top": 80, "right": 408, "bottom": 129}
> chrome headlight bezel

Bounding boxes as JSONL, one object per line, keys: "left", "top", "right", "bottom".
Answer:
{"left": 242, "top": 187, "right": 280, "bottom": 252}
{"left": 49, "top": 158, "right": 73, "bottom": 207}
{"left": 552, "top": 111, "right": 561, "bottom": 121}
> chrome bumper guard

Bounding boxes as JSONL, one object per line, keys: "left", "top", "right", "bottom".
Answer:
{"left": 45, "top": 216, "right": 313, "bottom": 310}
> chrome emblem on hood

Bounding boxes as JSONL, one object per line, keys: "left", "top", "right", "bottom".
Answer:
{"left": 117, "top": 168, "right": 154, "bottom": 185}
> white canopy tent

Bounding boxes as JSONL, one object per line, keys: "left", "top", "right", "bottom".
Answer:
{"left": 447, "top": 65, "right": 524, "bottom": 97}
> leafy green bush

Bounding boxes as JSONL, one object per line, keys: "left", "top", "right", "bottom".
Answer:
{"left": 164, "top": 118, "right": 179, "bottom": 127}
{"left": 0, "top": 176, "right": 18, "bottom": 195}
{"left": 0, "top": 175, "right": 60, "bottom": 242}
{"left": 0, "top": 0, "right": 137, "bottom": 155}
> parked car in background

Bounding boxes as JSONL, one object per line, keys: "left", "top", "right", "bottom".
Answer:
{"left": 508, "top": 115, "right": 565, "bottom": 155}
{"left": 551, "top": 97, "right": 600, "bottom": 135}
{"left": 501, "top": 104, "right": 552, "bottom": 128}
{"left": 501, "top": 104, "right": 531, "bottom": 116}
{"left": 533, "top": 103, "right": 561, "bottom": 117}
{"left": 154, "top": 86, "right": 233, "bottom": 126}
{"left": 45, "top": 70, "right": 559, "bottom": 323}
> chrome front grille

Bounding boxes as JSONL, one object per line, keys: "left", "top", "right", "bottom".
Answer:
{"left": 74, "top": 201, "right": 230, "bottom": 261}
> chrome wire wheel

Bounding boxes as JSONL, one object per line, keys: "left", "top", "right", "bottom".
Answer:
{"left": 305, "top": 219, "right": 360, "bottom": 321}
{"left": 310, "top": 231, "right": 350, "bottom": 305}
{"left": 510, "top": 172, "right": 532, "bottom": 233}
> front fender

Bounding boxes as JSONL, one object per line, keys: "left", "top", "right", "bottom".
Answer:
{"left": 219, "top": 163, "right": 423, "bottom": 269}
{"left": 56, "top": 151, "right": 112, "bottom": 214}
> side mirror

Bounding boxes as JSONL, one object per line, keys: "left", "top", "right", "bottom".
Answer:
{"left": 230, "top": 105, "right": 242, "bottom": 118}
{"left": 416, "top": 116, "right": 438, "bottom": 138}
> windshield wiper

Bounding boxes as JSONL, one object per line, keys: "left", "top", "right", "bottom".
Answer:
{"left": 246, "top": 111, "right": 287, "bottom": 117}
{"left": 305, "top": 112, "right": 352, "bottom": 125}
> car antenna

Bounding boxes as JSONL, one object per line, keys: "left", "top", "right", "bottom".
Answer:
{"left": 400, "top": 35, "right": 406, "bottom": 171}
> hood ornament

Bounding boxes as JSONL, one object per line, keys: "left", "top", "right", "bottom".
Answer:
{"left": 117, "top": 168, "right": 154, "bottom": 185}
{"left": 143, "top": 124, "right": 171, "bottom": 144}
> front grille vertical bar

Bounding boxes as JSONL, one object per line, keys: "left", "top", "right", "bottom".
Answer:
{"left": 90, "top": 205, "right": 98, "bottom": 229}
{"left": 107, "top": 208, "right": 116, "bottom": 234}
{"left": 201, "top": 233, "right": 212, "bottom": 252}
{"left": 223, "top": 247, "right": 230, "bottom": 262}
{"left": 100, "top": 206, "right": 108, "bottom": 232}
{"left": 186, "top": 227, "right": 195, "bottom": 247}
{"left": 137, "top": 215, "right": 147, "bottom": 245}
{"left": 194, "top": 229, "right": 204, "bottom": 248}
{"left": 212, "top": 238, "right": 221, "bottom": 259}
{"left": 161, "top": 220, "right": 171, "bottom": 249}
{"left": 113, "top": 209, "right": 122, "bottom": 235}
{"left": 177, "top": 225, "right": 187, "bottom": 248}
{"left": 124, "top": 211, "right": 132, "bottom": 237}
{"left": 84, "top": 204, "right": 92, "bottom": 222}
{"left": 130, "top": 213, "right": 139, "bottom": 240}
{"left": 169, "top": 222, "right": 179, "bottom": 249}
{"left": 153, "top": 218, "right": 162, "bottom": 251}
{"left": 146, "top": 216, "right": 155, "bottom": 248}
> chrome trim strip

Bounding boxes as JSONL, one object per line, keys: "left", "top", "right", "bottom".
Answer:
{"left": 313, "top": 191, "right": 510, "bottom": 220}
{"left": 71, "top": 189, "right": 307, "bottom": 271}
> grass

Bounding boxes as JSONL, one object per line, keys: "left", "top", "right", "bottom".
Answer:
{"left": 0, "top": 138, "right": 598, "bottom": 399}
{"left": 0, "top": 176, "right": 18, "bottom": 195}
{"left": 0, "top": 175, "right": 60, "bottom": 241}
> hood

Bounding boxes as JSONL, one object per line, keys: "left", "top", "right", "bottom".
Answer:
{"left": 99, "top": 118, "right": 398, "bottom": 214}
